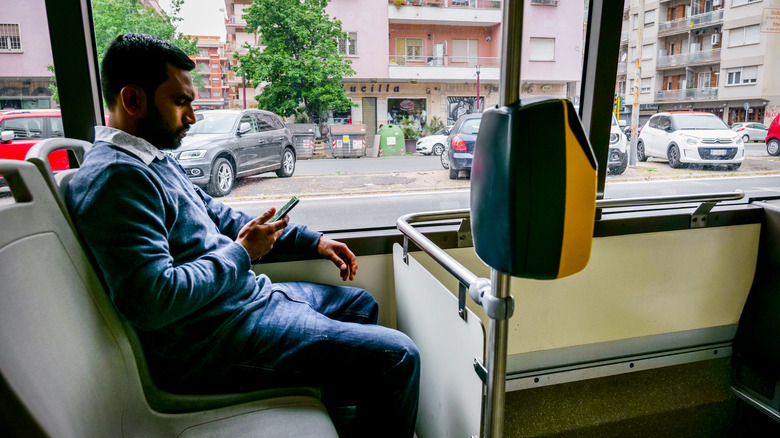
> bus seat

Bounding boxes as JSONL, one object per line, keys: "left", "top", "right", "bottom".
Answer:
{"left": 732, "top": 200, "right": 780, "bottom": 422}
{"left": 26, "top": 137, "right": 328, "bottom": 414}
{"left": 1, "top": 160, "right": 336, "bottom": 435}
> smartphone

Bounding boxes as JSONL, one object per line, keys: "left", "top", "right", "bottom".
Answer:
{"left": 270, "top": 196, "right": 299, "bottom": 222}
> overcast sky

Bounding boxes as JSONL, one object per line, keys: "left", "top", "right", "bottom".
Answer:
{"left": 161, "top": 0, "right": 227, "bottom": 40}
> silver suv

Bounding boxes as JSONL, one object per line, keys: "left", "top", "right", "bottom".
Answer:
{"left": 170, "top": 109, "right": 296, "bottom": 197}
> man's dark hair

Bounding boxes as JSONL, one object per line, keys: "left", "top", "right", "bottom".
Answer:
{"left": 101, "top": 33, "right": 195, "bottom": 109}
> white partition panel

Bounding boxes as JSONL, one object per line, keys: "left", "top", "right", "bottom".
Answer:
{"left": 393, "top": 244, "right": 485, "bottom": 438}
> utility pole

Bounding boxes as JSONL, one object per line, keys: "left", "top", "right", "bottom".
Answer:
{"left": 629, "top": 0, "right": 645, "bottom": 167}
{"left": 476, "top": 64, "right": 481, "bottom": 112}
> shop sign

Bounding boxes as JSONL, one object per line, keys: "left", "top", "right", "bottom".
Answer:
{"left": 399, "top": 99, "right": 416, "bottom": 111}
{"left": 343, "top": 83, "right": 401, "bottom": 93}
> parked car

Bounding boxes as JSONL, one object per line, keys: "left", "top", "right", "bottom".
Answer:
{"left": 0, "top": 109, "right": 68, "bottom": 171}
{"left": 732, "top": 122, "right": 768, "bottom": 143}
{"left": 766, "top": 115, "right": 780, "bottom": 156}
{"left": 637, "top": 111, "right": 744, "bottom": 170}
{"left": 445, "top": 113, "right": 482, "bottom": 179}
{"left": 169, "top": 109, "right": 296, "bottom": 197}
{"left": 416, "top": 125, "right": 451, "bottom": 156}
{"left": 608, "top": 113, "right": 627, "bottom": 175}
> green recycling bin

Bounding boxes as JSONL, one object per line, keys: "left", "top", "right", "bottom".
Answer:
{"left": 377, "top": 124, "right": 405, "bottom": 157}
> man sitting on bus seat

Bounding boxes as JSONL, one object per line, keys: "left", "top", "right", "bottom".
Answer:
{"left": 65, "top": 33, "right": 420, "bottom": 438}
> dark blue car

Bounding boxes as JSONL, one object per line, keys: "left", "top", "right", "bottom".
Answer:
{"left": 444, "top": 113, "right": 482, "bottom": 179}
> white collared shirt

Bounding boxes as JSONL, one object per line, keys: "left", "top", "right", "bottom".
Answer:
{"left": 94, "top": 126, "right": 166, "bottom": 166}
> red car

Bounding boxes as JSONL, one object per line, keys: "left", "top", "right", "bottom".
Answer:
{"left": 766, "top": 114, "right": 780, "bottom": 156}
{"left": 0, "top": 109, "right": 69, "bottom": 170}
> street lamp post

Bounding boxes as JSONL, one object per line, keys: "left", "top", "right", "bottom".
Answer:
{"left": 476, "top": 64, "right": 481, "bottom": 112}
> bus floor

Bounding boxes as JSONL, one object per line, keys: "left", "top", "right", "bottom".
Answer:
{"left": 502, "top": 357, "right": 780, "bottom": 437}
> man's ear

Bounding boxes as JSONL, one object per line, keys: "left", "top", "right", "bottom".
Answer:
{"left": 118, "top": 85, "right": 147, "bottom": 117}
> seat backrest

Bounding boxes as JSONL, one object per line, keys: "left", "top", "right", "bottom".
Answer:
{"left": 24, "top": 138, "right": 322, "bottom": 414}
{"left": 0, "top": 160, "right": 131, "bottom": 436}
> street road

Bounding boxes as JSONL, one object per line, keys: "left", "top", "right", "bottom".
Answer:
{"left": 230, "top": 174, "right": 780, "bottom": 231}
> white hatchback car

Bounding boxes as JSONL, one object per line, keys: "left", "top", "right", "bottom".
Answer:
{"left": 637, "top": 111, "right": 744, "bottom": 170}
{"left": 416, "top": 126, "right": 451, "bottom": 156}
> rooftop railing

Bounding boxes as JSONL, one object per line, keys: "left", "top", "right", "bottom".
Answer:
{"left": 388, "top": 0, "right": 502, "bottom": 9}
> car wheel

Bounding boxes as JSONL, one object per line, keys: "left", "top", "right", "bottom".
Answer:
{"left": 207, "top": 157, "right": 235, "bottom": 197}
{"left": 727, "top": 163, "right": 741, "bottom": 171}
{"left": 667, "top": 144, "right": 684, "bottom": 169}
{"left": 276, "top": 147, "right": 296, "bottom": 177}
{"left": 742, "top": 134, "right": 750, "bottom": 143}
{"left": 432, "top": 143, "right": 445, "bottom": 156}
{"left": 449, "top": 166, "right": 459, "bottom": 179}
{"left": 440, "top": 150, "right": 450, "bottom": 169}
{"left": 608, "top": 155, "right": 628, "bottom": 175}
{"left": 767, "top": 138, "right": 780, "bottom": 156}
{"left": 637, "top": 140, "right": 647, "bottom": 162}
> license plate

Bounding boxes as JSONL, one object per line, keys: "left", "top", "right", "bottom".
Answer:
{"left": 710, "top": 149, "right": 727, "bottom": 156}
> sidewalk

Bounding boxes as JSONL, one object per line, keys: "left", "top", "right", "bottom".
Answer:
{"left": 225, "top": 156, "right": 780, "bottom": 201}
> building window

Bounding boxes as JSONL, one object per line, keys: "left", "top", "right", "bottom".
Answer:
{"left": 640, "top": 78, "right": 651, "bottom": 93}
{"left": 0, "top": 24, "right": 22, "bottom": 52}
{"left": 732, "top": 0, "right": 761, "bottom": 7}
{"left": 395, "top": 38, "right": 422, "bottom": 65}
{"left": 642, "top": 43, "right": 654, "bottom": 60}
{"left": 452, "top": 39, "right": 478, "bottom": 65}
{"left": 212, "top": 92, "right": 221, "bottom": 98}
{"left": 199, "top": 48, "right": 208, "bottom": 57}
{"left": 644, "top": 9, "right": 657, "bottom": 26}
{"left": 726, "top": 66, "right": 757, "bottom": 85}
{"left": 529, "top": 37, "right": 555, "bottom": 61}
{"left": 339, "top": 32, "right": 358, "bottom": 56}
{"left": 729, "top": 24, "right": 760, "bottom": 47}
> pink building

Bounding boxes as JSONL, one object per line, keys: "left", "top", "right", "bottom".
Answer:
{"left": 324, "top": 0, "right": 584, "bottom": 140}
{"left": 0, "top": 0, "right": 56, "bottom": 109}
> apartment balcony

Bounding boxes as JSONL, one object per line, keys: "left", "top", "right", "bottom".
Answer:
{"left": 621, "top": 30, "right": 628, "bottom": 43}
{"left": 655, "top": 87, "right": 718, "bottom": 101}
{"left": 388, "top": 55, "right": 500, "bottom": 81}
{"left": 388, "top": 0, "right": 502, "bottom": 26}
{"left": 225, "top": 15, "right": 248, "bottom": 34}
{"left": 657, "top": 9, "right": 723, "bottom": 36}
{"left": 617, "top": 62, "right": 627, "bottom": 74}
{"left": 656, "top": 49, "right": 720, "bottom": 69}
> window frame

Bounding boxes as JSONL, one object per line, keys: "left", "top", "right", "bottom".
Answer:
{"left": 0, "top": 23, "right": 23, "bottom": 53}
{"left": 338, "top": 31, "right": 358, "bottom": 56}
{"left": 529, "top": 37, "right": 555, "bottom": 61}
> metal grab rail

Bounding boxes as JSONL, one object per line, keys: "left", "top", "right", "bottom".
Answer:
{"left": 396, "top": 190, "right": 746, "bottom": 438}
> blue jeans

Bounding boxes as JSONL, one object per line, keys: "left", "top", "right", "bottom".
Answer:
{"left": 223, "top": 282, "right": 420, "bottom": 438}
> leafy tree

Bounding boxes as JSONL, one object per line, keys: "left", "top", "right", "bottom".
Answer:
{"left": 236, "top": 0, "right": 356, "bottom": 122}
{"left": 50, "top": 0, "right": 199, "bottom": 103}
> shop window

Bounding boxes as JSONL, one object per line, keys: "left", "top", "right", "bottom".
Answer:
{"left": 387, "top": 98, "right": 427, "bottom": 127}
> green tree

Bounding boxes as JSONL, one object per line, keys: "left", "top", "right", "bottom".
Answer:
{"left": 50, "top": 0, "right": 199, "bottom": 103}
{"left": 236, "top": 0, "right": 356, "bottom": 121}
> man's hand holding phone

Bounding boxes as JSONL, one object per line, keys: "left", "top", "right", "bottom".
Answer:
{"left": 236, "top": 207, "right": 289, "bottom": 260}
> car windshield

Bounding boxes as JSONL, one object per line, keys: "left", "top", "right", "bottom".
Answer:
{"left": 187, "top": 113, "right": 238, "bottom": 134}
{"left": 673, "top": 114, "right": 729, "bottom": 131}
{"left": 433, "top": 127, "right": 448, "bottom": 136}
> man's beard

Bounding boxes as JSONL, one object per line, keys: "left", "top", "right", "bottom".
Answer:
{"left": 137, "top": 104, "right": 188, "bottom": 150}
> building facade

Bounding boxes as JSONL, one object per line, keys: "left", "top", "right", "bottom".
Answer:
{"left": 224, "top": 0, "right": 260, "bottom": 108}
{"left": 619, "top": 0, "right": 780, "bottom": 126}
{"left": 323, "top": 0, "right": 584, "bottom": 145}
{"left": 0, "top": 0, "right": 56, "bottom": 110}
{"left": 189, "top": 35, "right": 231, "bottom": 109}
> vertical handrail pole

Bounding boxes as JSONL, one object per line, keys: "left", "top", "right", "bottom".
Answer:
{"left": 483, "top": 269, "right": 511, "bottom": 438}
{"left": 498, "top": 0, "right": 523, "bottom": 107}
